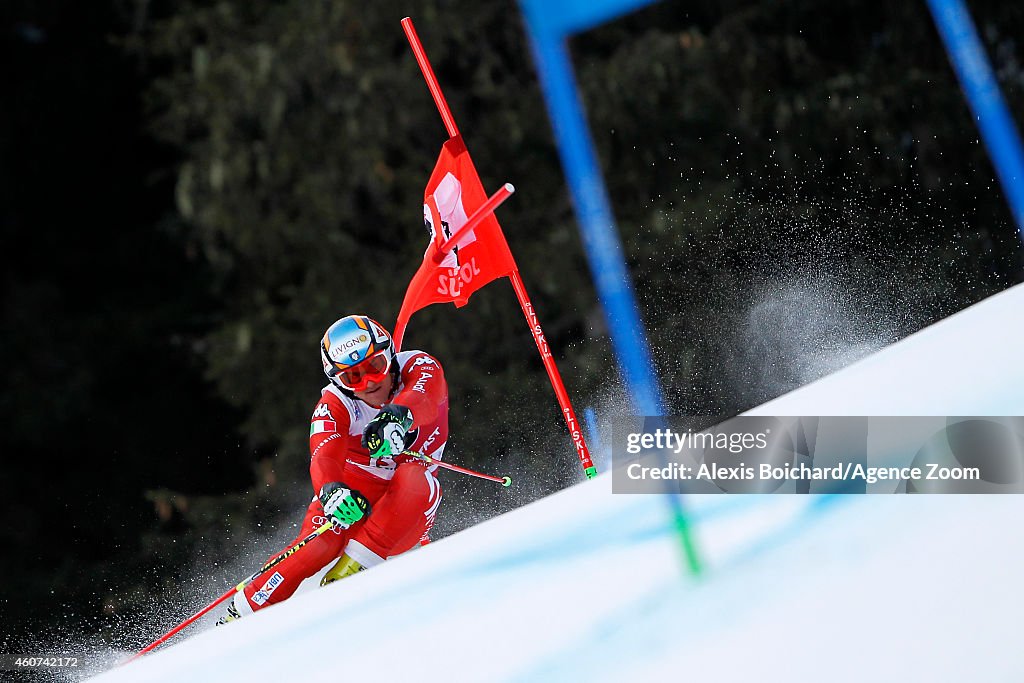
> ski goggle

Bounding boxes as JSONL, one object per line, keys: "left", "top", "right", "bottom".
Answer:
{"left": 330, "top": 349, "right": 392, "bottom": 391}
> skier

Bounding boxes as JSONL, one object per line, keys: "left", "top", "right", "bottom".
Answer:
{"left": 219, "top": 314, "right": 448, "bottom": 622}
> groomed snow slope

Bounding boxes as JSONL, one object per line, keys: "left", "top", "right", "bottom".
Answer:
{"left": 92, "top": 284, "right": 1024, "bottom": 683}
{"left": 748, "top": 281, "right": 1024, "bottom": 416}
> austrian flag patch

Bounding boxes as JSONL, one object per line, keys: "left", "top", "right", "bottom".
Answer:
{"left": 310, "top": 420, "right": 337, "bottom": 436}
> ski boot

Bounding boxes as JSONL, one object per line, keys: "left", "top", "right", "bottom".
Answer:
{"left": 320, "top": 554, "right": 364, "bottom": 586}
{"left": 216, "top": 600, "right": 242, "bottom": 626}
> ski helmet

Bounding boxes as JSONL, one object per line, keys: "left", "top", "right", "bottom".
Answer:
{"left": 320, "top": 315, "right": 396, "bottom": 391}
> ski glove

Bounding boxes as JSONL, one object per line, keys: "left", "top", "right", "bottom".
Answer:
{"left": 362, "top": 403, "right": 414, "bottom": 459}
{"left": 319, "top": 482, "right": 370, "bottom": 530}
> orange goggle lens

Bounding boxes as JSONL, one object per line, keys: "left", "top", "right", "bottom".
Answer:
{"left": 335, "top": 351, "right": 391, "bottom": 391}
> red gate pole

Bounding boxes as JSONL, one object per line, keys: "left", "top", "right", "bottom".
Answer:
{"left": 401, "top": 17, "right": 460, "bottom": 139}
{"left": 401, "top": 16, "right": 598, "bottom": 478}
{"left": 508, "top": 271, "right": 597, "bottom": 478}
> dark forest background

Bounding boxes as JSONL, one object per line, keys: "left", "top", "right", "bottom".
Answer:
{"left": 2, "top": 0, "right": 1022, "bottom": 665}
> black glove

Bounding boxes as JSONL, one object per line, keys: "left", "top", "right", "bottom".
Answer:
{"left": 319, "top": 482, "right": 370, "bottom": 529}
{"left": 361, "top": 403, "right": 414, "bottom": 458}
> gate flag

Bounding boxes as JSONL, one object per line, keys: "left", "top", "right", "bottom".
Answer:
{"left": 397, "top": 15, "right": 598, "bottom": 481}
{"left": 395, "top": 135, "right": 517, "bottom": 335}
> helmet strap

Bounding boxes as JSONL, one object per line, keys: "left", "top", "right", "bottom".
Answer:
{"left": 387, "top": 361, "right": 400, "bottom": 401}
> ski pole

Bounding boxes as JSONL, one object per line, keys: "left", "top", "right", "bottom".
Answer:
{"left": 125, "top": 521, "right": 335, "bottom": 663}
{"left": 404, "top": 450, "right": 511, "bottom": 487}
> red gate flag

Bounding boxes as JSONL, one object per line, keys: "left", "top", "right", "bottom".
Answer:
{"left": 397, "top": 16, "right": 598, "bottom": 481}
{"left": 395, "top": 135, "right": 517, "bottom": 343}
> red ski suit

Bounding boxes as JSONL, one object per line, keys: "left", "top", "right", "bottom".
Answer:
{"left": 238, "top": 350, "right": 448, "bottom": 613}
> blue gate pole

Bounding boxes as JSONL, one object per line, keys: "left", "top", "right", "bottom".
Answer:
{"left": 518, "top": 2, "right": 664, "bottom": 417}
{"left": 926, "top": 0, "right": 1024, "bottom": 241}
{"left": 519, "top": 0, "right": 702, "bottom": 575}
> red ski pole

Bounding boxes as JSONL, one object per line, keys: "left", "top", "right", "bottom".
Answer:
{"left": 124, "top": 521, "right": 334, "bottom": 663}
{"left": 406, "top": 451, "right": 512, "bottom": 487}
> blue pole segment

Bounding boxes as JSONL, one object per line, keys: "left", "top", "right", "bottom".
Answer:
{"left": 583, "top": 406, "right": 603, "bottom": 455}
{"left": 926, "top": 0, "right": 1024, "bottom": 241}
{"left": 519, "top": 2, "right": 665, "bottom": 417}
{"left": 525, "top": 0, "right": 662, "bottom": 36}
{"left": 519, "top": 0, "right": 701, "bottom": 575}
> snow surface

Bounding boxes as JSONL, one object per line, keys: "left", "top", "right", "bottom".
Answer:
{"left": 748, "top": 282, "right": 1024, "bottom": 416}
{"left": 91, "top": 284, "right": 1024, "bottom": 683}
